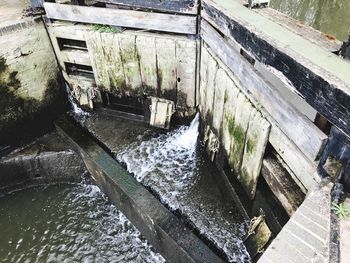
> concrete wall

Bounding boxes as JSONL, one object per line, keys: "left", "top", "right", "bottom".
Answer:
{"left": 0, "top": 17, "right": 67, "bottom": 146}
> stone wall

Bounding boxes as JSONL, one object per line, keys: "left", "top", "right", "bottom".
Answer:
{"left": 0, "top": 17, "right": 67, "bottom": 146}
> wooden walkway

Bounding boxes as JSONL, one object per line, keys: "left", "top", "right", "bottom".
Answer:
{"left": 259, "top": 182, "right": 332, "bottom": 263}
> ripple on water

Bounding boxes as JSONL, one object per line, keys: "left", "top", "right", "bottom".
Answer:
{"left": 116, "top": 114, "right": 251, "bottom": 262}
{"left": 0, "top": 184, "right": 165, "bottom": 263}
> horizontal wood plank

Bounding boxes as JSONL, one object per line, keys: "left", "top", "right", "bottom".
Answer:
{"left": 201, "top": 20, "right": 327, "bottom": 161}
{"left": 202, "top": 0, "right": 350, "bottom": 138}
{"left": 102, "top": 0, "right": 199, "bottom": 14}
{"left": 44, "top": 2, "right": 197, "bottom": 35}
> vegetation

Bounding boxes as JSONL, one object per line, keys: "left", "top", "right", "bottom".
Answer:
{"left": 332, "top": 202, "right": 350, "bottom": 219}
{"left": 91, "top": 24, "right": 120, "bottom": 33}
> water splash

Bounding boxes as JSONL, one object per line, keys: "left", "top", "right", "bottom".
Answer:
{"left": 65, "top": 83, "right": 90, "bottom": 120}
{"left": 116, "top": 113, "right": 251, "bottom": 262}
{"left": 116, "top": 113, "right": 200, "bottom": 210}
{"left": 0, "top": 184, "right": 165, "bottom": 262}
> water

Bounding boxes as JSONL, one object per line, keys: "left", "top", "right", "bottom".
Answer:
{"left": 66, "top": 84, "right": 90, "bottom": 121}
{"left": 270, "top": 0, "right": 350, "bottom": 41}
{"left": 0, "top": 184, "right": 165, "bottom": 263}
{"left": 117, "top": 113, "right": 251, "bottom": 262}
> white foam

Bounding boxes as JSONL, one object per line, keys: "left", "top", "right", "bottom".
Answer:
{"left": 65, "top": 84, "right": 90, "bottom": 119}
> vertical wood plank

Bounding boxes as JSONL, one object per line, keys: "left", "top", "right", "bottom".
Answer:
{"left": 229, "top": 93, "right": 252, "bottom": 175}
{"left": 212, "top": 68, "right": 226, "bottom": 137}
{"left": 176, "top": 39, "right": 197, "bottom": 109}
{"left": 222, "top": 74, "right": 240, "bottom": 158}
{"left": 136, "top": 35, "right": 158, "bottom": 96}
{"left": 155, "top": 37, "right": 177, "bottom": 101}
{"left": 199, "top": 44, "right": 210, "bottom": 119}
{"left": 204, "top": 53, "right": 218, "bottom": 123}
{"left": 119, "top": 34, "right": 142, "bottom": 96}
{"left": 85, "top": 31, "right": 111, "bottom": 91}
{"left": 104, "top": 33, "right": 125, "bottom": 94}
{"left": 240, "top": 108, "right": 271, "bottom": 199}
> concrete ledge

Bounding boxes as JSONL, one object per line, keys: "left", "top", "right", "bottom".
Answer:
{"left": 55, "top": 114, "right": 224, "bottom": 263}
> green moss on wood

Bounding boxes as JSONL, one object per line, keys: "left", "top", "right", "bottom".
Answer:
{"left": 91, "top": 24, "right": 120, "bottom": 33}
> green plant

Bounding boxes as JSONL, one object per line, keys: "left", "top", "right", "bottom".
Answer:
{"left": 91, "top": 24, "right": 119, "bottom": 33}
{"left": 332, "top": 202, "right": 350, "bottom": 219}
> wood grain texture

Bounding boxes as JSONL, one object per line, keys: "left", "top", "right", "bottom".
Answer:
{"left": 202, "top": 0, "right": 350, "bottom": 138}
{"left": 136, "top": 36, "right": 157, "bottom": 96}
{"left": 199, "top": 45, "right": 210, "bottom": 118}
{"left": 240, "top": 108, "right": 271, "bottom": 199}
{"left": 176, "top": 39, "right": 197, "bottom": 109}
{"left": 101, "top": 0, "right": 199, "bottom": 14}
{"left": 202, "top": 44, "right": 319, "bottom": 192}
{"left": 119, "top": 34, "right": 142, "bottom": 95}
{"left": 212, "top": 68, "right": 226, "bottom": 137}
{"left": 229, "top": 93, "right": 252, "bottom": 176}
{"left": 44, "top": 2, "right": 197, "bottom": 34}
{"left": 204, "top": 54, "right": 218, "bottom": 122}
{"left": 155, "top": 37, "right": 177, "bottom": 101}
{"left": 201, "top": 20, "right": 327, "bottom": 161}
{"left": 221, "top": 74, "right": 240, "bottom": 158}
{"left": 261, "top": 157, "right": 305, "bottom": 216}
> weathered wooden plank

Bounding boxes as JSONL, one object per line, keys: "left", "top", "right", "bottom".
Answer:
{"left": 46, "top": 22, "right": 88, "bottom": 41}
{"left": 44, "top": 2, "right": 197, "bottom": 35}
{"left": 261, "top": 157, "right": 305, "bottom": 216}
{"left": 202, "top": 0, "right": 350, "bottom": 138}
{"left": 203, "top": 43, "right": 319, "bottom": 192}
{"left": 204, "top": 54, "right": 218, "bottom": 122}
{"left": 229, "top": 93, "right": 252, "bottom": 175}
{"left": 212, "top": 68, "right": 226, "bottom": 137}
{"left": 155, "top": 37, "right": 177, "bottom": 101}
{"left": 119, "top": 34, "right": 142, "bottom": 96}
{"left": 201, "top": 20, "right": 327, "bottom": 161}
{"left": 60, "top": 49, "right": 91, "bottom": 66}
{"left": 85, "top": 32, "right": 111, "bottom": 91}
{"left": 105, "top": 33, "right": 126, "bottom": 94}
{"left": 199, "top": 44, "right": 210, "bottom": 119}
{"left": 269, "top": 125, "right": 319, "bottom": 191}
{"left": 240, "top": 108, "right": 271, "bottom": 199}
{"left": 176, "top": 39, "right": 197, "bottom": 109}
{"left": 102, "top": 0, "right": 199, "bottom": 14}
{"left": 221, "top": 74, "right": 240, "bottom": 158}
{"left": 136, "top": 35, "right": 157, "bottom": 96}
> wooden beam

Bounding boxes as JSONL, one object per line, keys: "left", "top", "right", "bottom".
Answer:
{"left": 44, "top": 2, "right": 197, "bottom": 35}
{"left": 261, "top": 157, "right": 305, "bottom": 217}
{"left": 202, "top": 0, "right": 350, "bottom": 138}
{"left": 102, "top": 0, "right": 199, "bottom": 14}
{"left": 240, "top": 108, "right": 271, "bottom": 200}
{"left": 60, "top": 49, "right": 91, "bottom": 66}
{"left": 203, "top": 45, "right": 319, "bottom": 191}
{"left": 201, "top": 20, "right": 327, "bottom": 161}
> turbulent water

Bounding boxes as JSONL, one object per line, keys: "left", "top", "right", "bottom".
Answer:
{"left": 0, "top": 184, "right": 165, "bottom": 263}
{"left": 117, "top": 113, "right": 251, "bottom": 262}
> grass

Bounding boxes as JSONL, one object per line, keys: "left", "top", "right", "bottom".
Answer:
{"left": 91, "top": 24, "right": 120, "bottom": 33}
{"left": 332, "top": 202, "right": 350, "bottom": 219}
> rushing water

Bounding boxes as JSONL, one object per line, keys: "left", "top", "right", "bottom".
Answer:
{"left": 0, "top": 184, "right": 165, "bottom": 262}
{"left": 117, "top": 113, "right": 251, "bottom": 262}
{"left": 270, "top": 0, "right": 350, "bottom": 41}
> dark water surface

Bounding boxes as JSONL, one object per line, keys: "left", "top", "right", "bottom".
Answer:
{"left": 270, "top": 0, "right": 350, "bottom": 41}
{"left": 0, "top": 184, "right": 165, "bottom": 263}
